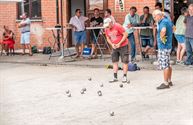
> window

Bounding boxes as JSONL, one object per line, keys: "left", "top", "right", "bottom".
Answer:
{"left": 17, "top": 0, "right": 42, "bottom": 20}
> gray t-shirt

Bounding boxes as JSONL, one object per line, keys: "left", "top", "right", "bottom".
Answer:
{"left": 20, "top": 18, "right": 31, "bottom": 33}
{"left": 185, "top": 16, "right": 193, "bottom": 39}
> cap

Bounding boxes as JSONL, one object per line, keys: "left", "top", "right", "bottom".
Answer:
{"left": 103, "top": 18, "right": 112, "bottom": 28}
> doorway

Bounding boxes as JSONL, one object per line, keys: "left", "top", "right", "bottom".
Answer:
{"left": 68, "top": 0, "right": 86, "bottom": 46}
{"left": 174, "top": 0, "right": 189, "bottom": 23}
{"left": 68, "top": 0, "right": 108, "bottom": 47}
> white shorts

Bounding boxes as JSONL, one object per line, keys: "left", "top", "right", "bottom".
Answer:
{"left": 21, "top": 32, "right": 30, "bottom": 44}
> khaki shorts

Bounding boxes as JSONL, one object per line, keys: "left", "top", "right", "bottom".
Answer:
{"left": 112, "top": 45, "right": 129, "bottom": 64}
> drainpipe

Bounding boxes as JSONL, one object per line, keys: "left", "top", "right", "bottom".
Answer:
{"left": 21, "top": 0, "right": 24, "bottom": 14}
{"left": 56, "top": 0, "right": 60, "bottom": 50}
{"left": 60, "top": 0, "right": 64, "bottom": 57}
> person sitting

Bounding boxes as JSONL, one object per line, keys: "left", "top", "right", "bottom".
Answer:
{"left": 140, "top": 6, "right": 154, "bottom": 59}
{"left": 1, "top": 25, "right": 15, "bottom": 56}
{"left": 90, "top": 8, "right": 103, "bottom": 59}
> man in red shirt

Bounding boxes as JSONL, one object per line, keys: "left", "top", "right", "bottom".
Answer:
{"left": 104, "top": 18, "right": 129, "bottom": 83}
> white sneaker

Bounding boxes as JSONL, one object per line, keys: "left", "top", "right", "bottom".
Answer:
{"left": 109, "top": 77, "right": 118, "bottom": 83}
{"left": 122, "top": 76, "right": 127, "bottom": 83}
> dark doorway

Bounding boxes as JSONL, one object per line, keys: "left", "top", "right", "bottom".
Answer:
{"left": 68, "top": 0, "right": 86, "bottom": 47}
{"left": 68, "top": 0, "right": 108, "bottom": 47}
{"left": 174, "top": 0, "right": 188, "bottom": 23}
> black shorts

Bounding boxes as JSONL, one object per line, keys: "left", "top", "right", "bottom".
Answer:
{"left": 90, "top": 30, "right": 100, "bottom": 44}
{"left": 112, "top": 45, "right": 129, "bottom": 64}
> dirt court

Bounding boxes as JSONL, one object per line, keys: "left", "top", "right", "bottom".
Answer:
{"left": 0, "top": 63, "right": 193, "bottom": 125}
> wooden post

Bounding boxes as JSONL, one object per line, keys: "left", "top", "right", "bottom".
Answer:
{"left": 162, "top": 0, "right": 164, "bottom": 11}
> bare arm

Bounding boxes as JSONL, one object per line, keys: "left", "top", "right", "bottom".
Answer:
{"left": 141, "top": 14, "right": 148, "bottom": 24}
{"left": 116, "top": 32, "right": 128, "bottom": 47}
{"left": 18, "top": 19, "right": 30, "bottom": 28}
{"left": 2, "top": 34, "right": 8, "bottom": 41}
{"left": 106, "top": 35, "right": 116, "bottom": 49}
{"left": 160, "top": 27, "right": 166, "bottom": 38}
{"left": 3, "top": 36, "right": 8, "bottom": 41}
{"left": 69, "top": 24, "right": 77, "bottom": 30}
{"left": 106, "top": 35, "right": 113, "bottom": 46}
{"left": 18, "top": 23, "right": 28, "bottom": 28}
{"left": 153, "top": 25, "right": 157, "bottom": 48}
{"left": 160, "top": 27, "right": 167, "bottom": 44}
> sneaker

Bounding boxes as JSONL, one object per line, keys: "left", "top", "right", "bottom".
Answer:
{"left": 176, "top": 61, "right": 184, "bottom": 65}
{"left": 142, "top": 52, "right": 145, "bottom": 58}
{"left": 122, "top": 76, "right": 127, "bottom": 83}
{"left": 176, "top": 60, "right": 180, "bottom": 64}
{"left": 109, "top": 77, "right": 118, "bottom": 83}
{"left": 145, "top": 55, "right": 149, "bottom": 59}
{"left": 157, "top": 83, "right": 170, "bottom": 90}
{"left": 168, "top": 82, "right": 173, "bottom": 86}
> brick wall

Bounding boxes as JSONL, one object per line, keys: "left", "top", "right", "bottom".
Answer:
{"left": 0, "top": 2, "right": 17, "bottom": 44}
{"left": 0, "top": 0, "right": 156, "bottom": 51}
{"left": 108, "top": 0, "right": 156, "bottom": 53}
{"left": 109, "top": 0, "right": 156, "bottom": 24}
{"left": 0, "top": 0, "right": 67, "bottom": 50}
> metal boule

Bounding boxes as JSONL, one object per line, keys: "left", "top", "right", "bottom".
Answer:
{"left": 119, "top": 84, "right": 123, "bottom": 88}
{"left": 82, "top": 88, "right": 87, "bottom": 91}
{"left": 97, "top": 91, "right": 102, "bottom": 96}
{"left": 80, "top": 90, "right": 85, "bottom": 94}
{"left": 88, "top": 78, "right": 92, "bottom": 81}
{"left": 110, "top": 111, "right": 114, "bottom": 116}
{"left": 66, "top": 90, "right": 70, "bottom": 94}
{"left": 67, "top": 93, "right": 71, "bottom": 97}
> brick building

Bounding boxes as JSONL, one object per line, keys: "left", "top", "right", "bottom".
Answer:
{"left": 0, "top": 0, "right": 192, "bottom": 50}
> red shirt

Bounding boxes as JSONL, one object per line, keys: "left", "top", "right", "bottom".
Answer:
{"left": 105, "top": 23, "right": 128, "bottom": 48}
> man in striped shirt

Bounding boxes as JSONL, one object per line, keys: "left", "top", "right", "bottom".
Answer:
{"left": 69, "top": 9, "right": 89, "bottom": 58}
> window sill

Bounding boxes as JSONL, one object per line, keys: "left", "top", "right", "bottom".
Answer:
{"left": 16, "top": 19, "right": 43, "bottom": 23}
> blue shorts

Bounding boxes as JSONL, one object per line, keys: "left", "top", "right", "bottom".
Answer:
{"left": 21, "top": 32, "right": 30, "bottom": 44}
{"left": 74, "top": 31, "right": 86, "bottom": 45}
{"left": 175, "top": 34, "right": 185, "bottom": 44}
{"left": 140, "top": 35, "right": 153, "bottom": 47}
{"left": 90, "top": 32, "right": 97, "bottom": 44}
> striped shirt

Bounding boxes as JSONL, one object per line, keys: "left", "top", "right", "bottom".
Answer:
{"left": 69, "top": 16, "right": 88, "bottom": 32}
